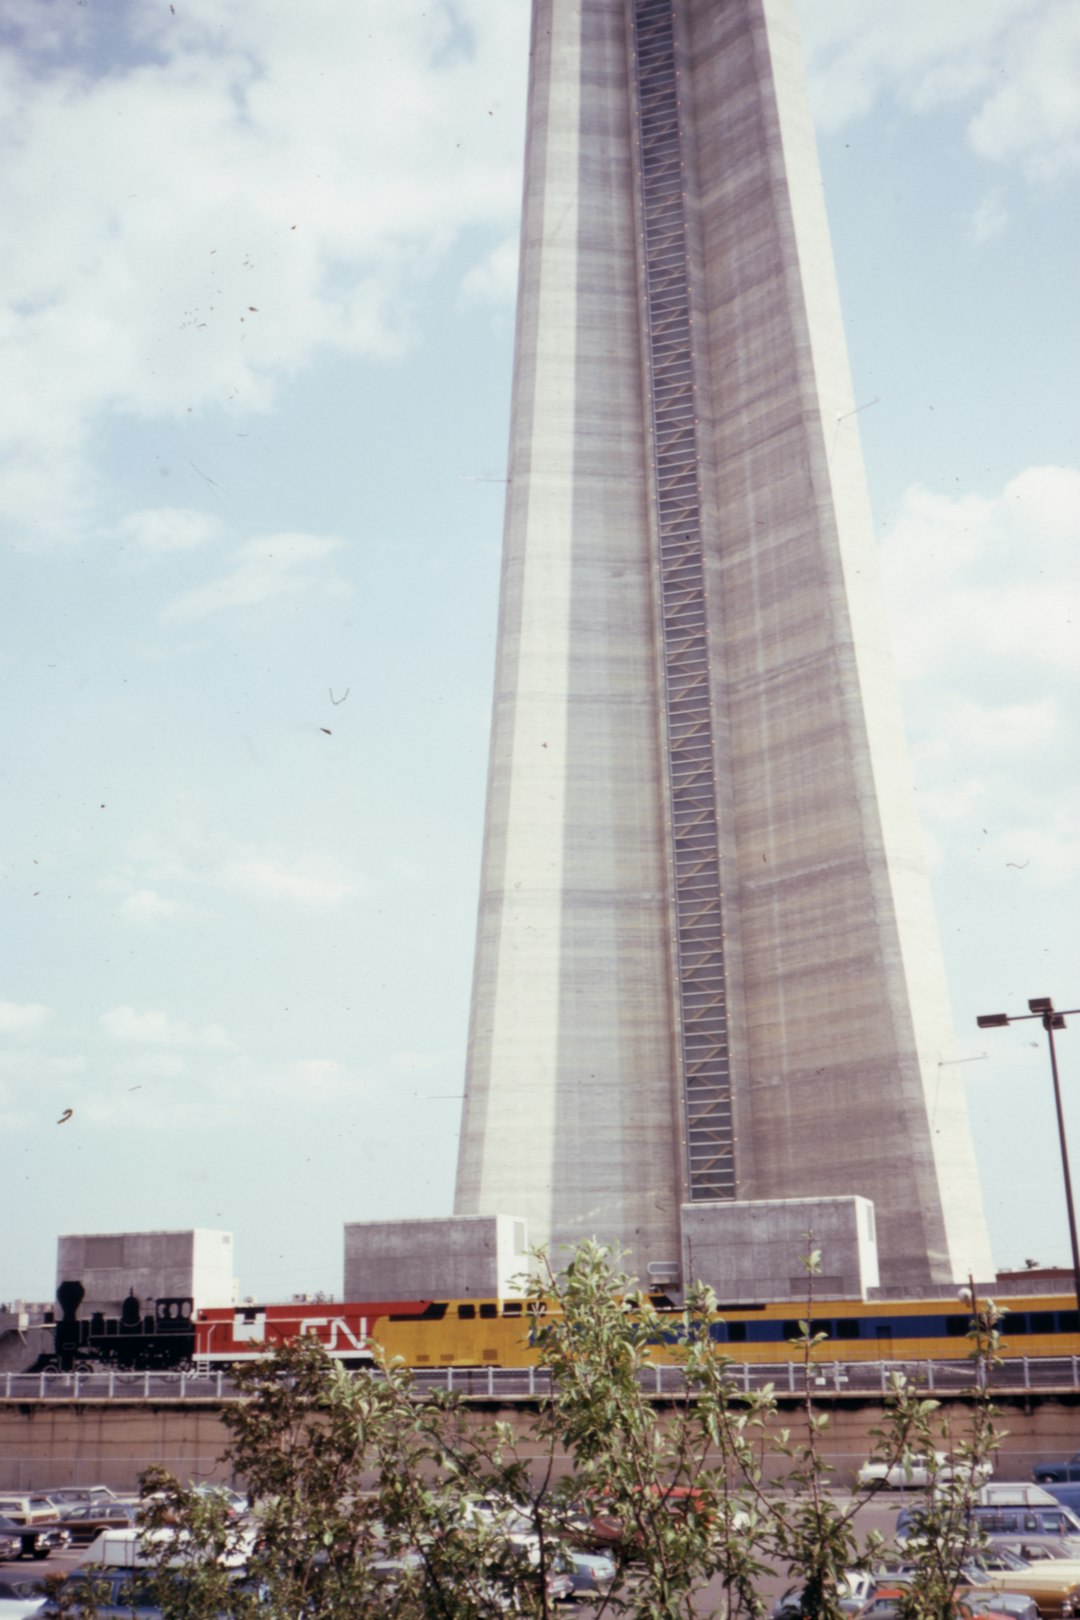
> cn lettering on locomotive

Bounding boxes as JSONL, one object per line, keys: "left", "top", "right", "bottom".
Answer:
{"left": 29, "top": 1282, "right": 1080, "bottom": 1374}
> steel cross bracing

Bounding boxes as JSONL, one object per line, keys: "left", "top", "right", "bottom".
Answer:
{"left": 628, "top": 0, "right": 734, "bottom": 1201}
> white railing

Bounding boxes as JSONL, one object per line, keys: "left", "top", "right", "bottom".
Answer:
{"left": 3, "top": 1357, "right": 1080, "bottom": 1403}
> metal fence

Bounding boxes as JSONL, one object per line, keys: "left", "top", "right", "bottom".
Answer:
{"left": 3, "top": 1356, "right": 1080, "bottom": 1403}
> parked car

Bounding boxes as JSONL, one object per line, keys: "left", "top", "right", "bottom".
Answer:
{"left": 898, "top": 1503, "right": 1080, "bottom": 1542}
{"left": 54, "top": 1503, "right": 139, "bottom": 1546}
{"left": 462, "top": 1495, "right": 534, "bottom": 1530}
{"left": 858, "top": 1452, "right": 993, "bottom": 1491}
{"left": 1033, "top": 1455, "right": 1080, "bottom": 1485}
{"left": 553, "top": 1546, "right": 618, "bottom": 1600}
{"left": 859, "top": 1587, "right": 1001, "bottom": 1620}
{"left": 0, "top": 1518, "right": 68, "bottom": 1564}
{"left": 0, "top": 1505, "right": 60, "bottom": 1532}
{"left": 772, "top": 1572, "right": 875, "bottom": 1618}
{"left": 0, "top": 1579, "right": 48, "bottom": 1620}
{"left": 875, "top": 1548, "right": 1040, "bottom": 1620}
{"left": 78, "top": 1525, "right": 254, "bottom": 1571}
{"left": 1044, "top": 1484, "right": 1080, "bottom": 1519}
{"left": 369, "top": 1549, "right": 426, "bottom": 1587}
{"left": 188, "top": 1485, "right": 248, "bottom": 1521}
{"left": 961, "top": 1556, "right": 1080, "bottom": 1617}
{"left": 978, "top": 1539, "right": 1080, "bottom": 1565}
{"left": 38, "top": 1487, "right": 127, "bottom": 1511}
{"left": 963, "top": 1549, "right": 1045, "bottom": 1578}
{"left": 960, "top": 1588, "right": 1039, "bottom": 1620}
{"left": 370, "top": 1548, "right": 570, "bottom": 1611}
{"left": 40, "top": 1569, "right": 162, "bottom": 1620}
{"left": 976, "top": 1486, "right": 1064, "bottom": 1509}
{"left": 542, "top": 1566, "right": 575, "bottom": 1606}
{"left": 569, "top": 1484, "right": 717, "bottom": 1557}
{"left": 979, "top": 1506, "right": 1080, "bottom": 1537}
{"left": 887, "top": 1542, "right": 1036, "bottom": 1620}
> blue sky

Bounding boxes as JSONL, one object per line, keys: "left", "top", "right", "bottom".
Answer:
{"left": 2, "top": 0, "right": 1078, "bottom": 1304}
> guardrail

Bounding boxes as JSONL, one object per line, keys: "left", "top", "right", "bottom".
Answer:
{"left": 3, "top": 1356, "right": 1080, "bottom": 1403}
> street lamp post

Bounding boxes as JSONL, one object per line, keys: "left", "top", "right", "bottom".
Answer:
{"left": 977, "top": 997, "right": 1080, "bottom": 1320}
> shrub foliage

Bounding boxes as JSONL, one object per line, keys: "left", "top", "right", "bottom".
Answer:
{"left": 71, "top": 1242, "right": 999, "bottom": 1620}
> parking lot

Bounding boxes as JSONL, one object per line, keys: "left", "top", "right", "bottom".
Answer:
{"left": 0, "top": 1487, "right": 909, "bottom": 1613}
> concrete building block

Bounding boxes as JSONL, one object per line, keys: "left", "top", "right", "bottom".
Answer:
{"left": 343, "top": 1215, "right": 531, "bottom": 1302}
{"left": 56, "top": 1230, "right": 235, "bottom": 1315}
{"left": 681, "top": 1197, "right": 879, "bottom": 1302}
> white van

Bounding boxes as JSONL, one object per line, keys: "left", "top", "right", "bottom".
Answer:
{"left": 975, "top": 1483, "right": 1063, "bottom": 1508}
{"left": 80, "top": 1527, "right": 252, "bottom": 1570}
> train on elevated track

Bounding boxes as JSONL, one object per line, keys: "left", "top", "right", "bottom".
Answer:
{"left": 30, "top": 1282, "right": 1080, "bottom": 1374}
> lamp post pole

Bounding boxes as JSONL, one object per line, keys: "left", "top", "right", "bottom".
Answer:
{"left": 977, "top": 997, "right": 1080, "bottom": 1320}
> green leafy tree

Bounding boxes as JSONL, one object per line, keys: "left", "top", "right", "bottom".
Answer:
{"left": 138, "top": 1338, "right": 546, "bottom": 1620}
{"left": 764, "top": 1247, "right": 1001, "bottom": 1620}
{"left": 80, "top": 1240, "right": 1001, "bottom": 1620}
{"left": 530, "top": 1241, "right": 775, "bottom": 1620}
{"left": 884, "top": 1296, "right": 1004, "bottom": 1620}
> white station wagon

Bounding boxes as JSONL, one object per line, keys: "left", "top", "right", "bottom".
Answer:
{"left": 856, "top": 1451, "right": 993, "bottom": 1490}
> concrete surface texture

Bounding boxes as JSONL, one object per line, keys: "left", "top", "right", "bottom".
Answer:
{"left": 681, "top": 1197, "right": 881, "bottom": 1302}
{"left": 56, "top": 1230, "right": 236, "bottom": 1315}
{"left": 344, "top": 1215, "right": 531, "bottom": 1301}
{"left": 1, "top": 1398, "right": 1075, "bottom": 1494}
{"left": 454, "top": 0, "right": 992, "bottom": 1291}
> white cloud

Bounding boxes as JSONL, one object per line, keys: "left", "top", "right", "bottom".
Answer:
{"left": 118, "top": 508, "right": 223, "bottom": 553}
{"left": 882, "top": 465, "right": 1080, "bottom": 890}
{"left": 798, "top": 1, "right": 1018, "bottom": 128}
{"left": 797, "top": 0, "right": 1080, "bottom": 180}
{"left": 0, "top": 1001, "right": 52, "bottom": 1037}
{"left": 162, "top": 533, "right": 346, "bottom": 620}
{"left": 882, "top": 466, "right": 1080, "bottom": 682}
{"left": 0, "top": 1047, "right": 82, "bottom": 1080}
{"left": 118, "top": 888, "right": 209, "bottom": 923}
{"left": 969, "top": 191, "right": 1009, "bottom": 243}
{"left": 70, "top": 1052, "right": 364, "bottom": 1133}
{"left": 219, "top": 853, "right": 360, "bottom": 907}
{"left": 51, "top": 1055, "right": 87, "bottom": 1076}
{"left": 994, "top": 810, "right": 1080, "bottom": 882}
{"left": 0, "top": 2, "right": 529, "bottom": 546}
{"left": 460, "top": 236, "right": 519, "bottom": 309}
{"left": 73, "top": 1090, "right": 217, "bottom": 1132}
{"left": 99, "top": 1005, "right": 233, "bottom": 1048}
{"left": 967, "top": 1, "right": 1080, "bottom": 179}
{"left": 938, "top": 696, "right": 1060, "bottom": 757}
{"left": 116, "top": 1053, "right": 190, "bottom": 1080}
{"left": 261, "top": 1059, "right": 358, "bottom": 1103}
{"left": 110, "top": 827, "right": 364, "bottom": 910}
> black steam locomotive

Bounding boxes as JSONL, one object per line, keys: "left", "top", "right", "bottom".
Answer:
{"left": 30, "top": 1280, "right": 196, "bottom": 1371}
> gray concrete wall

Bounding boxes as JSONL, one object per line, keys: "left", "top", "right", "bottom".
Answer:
{"left": 2, "top": 1394, "right": 1077, "bottom": 1493}
{"left": 56, "top": 1230, "right": 235, "bottom": 1315}
{"left": 0, "top": 1403, "right": 234, "bottom": 1492}
{"left": 343, "top": 1216, "right": 531, "bottom": 1301}
{"left": 455, "top": 0, "right": 992, "bottom": 1292}
{"left": 681, "top": 0, "right": 991, "bottom": 1286}
{"left": 455, "top": 0, "right": 685, "bottom": 1274}
{"left": 0, "top": 1322, "right": 52, "bottom": 1373}
{"left": 682, "top": 1197, "right": 879, "bottom": 1301}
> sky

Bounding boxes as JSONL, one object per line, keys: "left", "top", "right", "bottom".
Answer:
{"left": 1, "top": 0, "right": 1078, "bottom": 1306}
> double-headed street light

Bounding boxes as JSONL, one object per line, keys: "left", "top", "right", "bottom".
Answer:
{"left": 977, "top": 996, "right": 1080, "bottom": 1319}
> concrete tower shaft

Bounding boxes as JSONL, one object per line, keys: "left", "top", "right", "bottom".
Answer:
{"left": 454, "top": 0, "right": 993, "bottom": 1290}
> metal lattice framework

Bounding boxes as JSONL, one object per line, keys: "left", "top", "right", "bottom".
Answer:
{"left": 629, "top": 0, "right": 734, "bottom": 1200}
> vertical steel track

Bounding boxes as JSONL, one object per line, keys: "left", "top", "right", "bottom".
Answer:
{"left": 629, "top": 0, "right": 734, "bottom": 1200}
